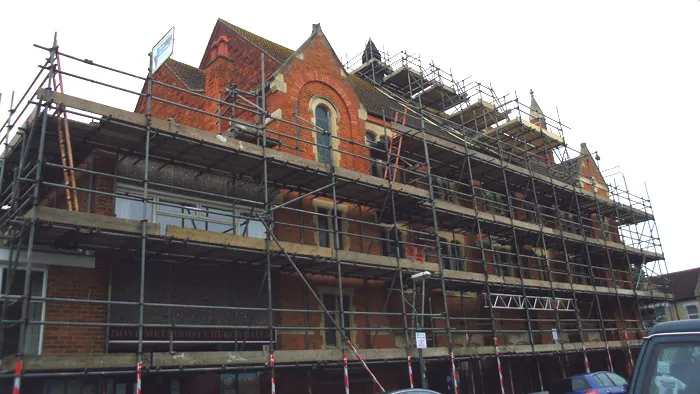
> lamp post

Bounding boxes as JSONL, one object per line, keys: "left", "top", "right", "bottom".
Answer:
{"left": 411, "top": 271, "right": 431, "bottom": 389}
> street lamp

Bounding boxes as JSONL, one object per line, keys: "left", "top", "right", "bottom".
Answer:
{"left": 410, "top": 271, "right": 431, "bottom": 389}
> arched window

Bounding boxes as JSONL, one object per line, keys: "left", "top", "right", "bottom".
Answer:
{"left": 440, "top": 238, "right": 464, "bottom": 271}
{"left": 366, "top": 131, "right": 379, "bottom": 177}
{"left": 315, "top": 106, "right": 332, "bottom": 164}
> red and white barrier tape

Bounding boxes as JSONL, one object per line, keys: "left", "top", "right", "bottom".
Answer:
{"left": 346, "top": 340, "right": 385, "bottom": 392}
{"left": 494, "top": 338, "right": 505, "bottom": 394}
{"left": 582, "top": 342, "right": 591, "bottom": 373}
{"left": 450, "top": 352, "right": 458, "bottom": 394}
{"left": 407, "top": 356, "right": 414, "bottom": 388}
{"left": 343, "top": 354, "right": 350, "bottom": 394}
{"left": 270, "top": 354, "right": 276, "bottom": 394}
{"left": 624, "top": 329, "right": 635, "bottom": 369}
{"left": 12, "top": 360, "right": 21, "bottom": 394}
{"left": 136, "top": 361, "right": 142, "bottom": 394}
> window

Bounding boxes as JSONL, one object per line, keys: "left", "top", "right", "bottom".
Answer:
{"left": 450, "top": 242, "right": 464, "bottom": 271}
{"left": 0, "top": 268, "right": 46, "bottom": 356}
{"left": 237, "top": 209, "right": 266, "bottom": 239}
{"left": 316, "top": 208, "right": 343, "bottom": 250}
{"left": 559, "top": 212, "right": 580, "bottom": 234}
{"left": 317, "top": 208, "right": 330, "bottom": 248}
{"left": 439, "top": 238, "right": 463, "bottom": 271}
{"left": 655, "top": 305, "right": 668, "bottom": 322}
{"left": 570, "top": 377, "right": 591, "bottom": 391}
{"left": 481, "top": 190, "right": 505, "bottom": 215}
{"left": 46, "top": 380, "right": 100, "bottom": 394}
{"left": 114, "top": 186, "right": 264, "bottom": 238}
{"left": 493, "top": 248, "right": 515, "bottom": 277}
{"left": 315, "top": 106, "right": 332, "bottom": 164}
{"left": 594, "top": 373, "right": 614, "bottom": 387}
{"left": 222, "top": 373, "right": 259, "bottom": 394}
{"left": 366, "top": 132, "right": 379, "bottom": 177}
{"left": 604, "top": 372, "right": 628, "bottom": 387}
{"left": 322, "top": 293, "right": 351, "bottom": 347}
{"left": 686, "top": 304, "right": 699, "bottom": 320}
{"left": 382, "top": 227, "right": 404, "bottom": 258}
{"left": 637, "top": 342, "right": 700, "bottom": 393}
{"left": 433, "top": 177, "right": 455, "bottom": 203}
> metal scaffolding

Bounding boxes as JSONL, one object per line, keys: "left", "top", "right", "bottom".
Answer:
{"left": 0, "top": 32, "right": 674, "bottom": 394}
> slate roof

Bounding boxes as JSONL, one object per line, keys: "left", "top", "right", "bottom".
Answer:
{"left": 164, "top": 59, "right": 206, "bottom": 91}
{"left": 652, "top": 267, "right": 700, "bottom": 301}
{"left": 218, "top": 19, "right": 294, "bottom": 63}
{"left": 529, "top": 92, "right": 545, "bottom": 121}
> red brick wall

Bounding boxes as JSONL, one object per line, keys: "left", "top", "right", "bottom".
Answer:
{"left": 42, "top": 259, "right": 109, "bottom": 354}
{"left": 41, "top": 150, "right": 115, "bottom": 354}
{"left": 135, "top": 20, "right": 282, "bottom": 133}
{"left": 265, "top": 33, "right": 369, "bottom": 174}
{"left": 276, "top": 274, "right": 396, "bottom": 351}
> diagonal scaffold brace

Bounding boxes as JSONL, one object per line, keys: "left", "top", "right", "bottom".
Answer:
{"left": 258, "top": 214, "right": 386, "bottom": 393}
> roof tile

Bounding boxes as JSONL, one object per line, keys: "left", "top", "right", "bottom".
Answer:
{"left": 164, "top": 59, "right": 206, "bottom": 91}
{"left": 218, "top": 19, "right": 294, "bottom": 63}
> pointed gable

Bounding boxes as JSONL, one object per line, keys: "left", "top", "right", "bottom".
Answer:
{"left": 362, "top": 38, "right": 382, "bottom": 63}
{"left": 529, "top": 90, "right": 547, "bottom": 130}
{"left": 268, "top": 23, "right": 365, "bottom": 117}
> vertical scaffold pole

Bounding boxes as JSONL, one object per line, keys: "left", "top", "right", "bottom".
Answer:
{"left": 270, "top": 354, "right": 276, "bottom": 394}
{"left": 260, "top": 52, "right": 276, "bottom": 394}
{"left": 450, "top": 352, "right": 459, "bottom": 394}
{"left": 624, "top": 329, "right": 635, "bottom": 373}
{"left": 15, "top": 33, "right": 57, "bottom": 394}
{"left": 344, "top": 354, "right": 350, "bottom": 394}
{"left": 407, "top": 356, "right": 415, "bottom": 388}
{"left": 494, "top": 337, "right": 505, "bottom": 394}
{"left": 416, "top": 90, "right": 455, "bottom": 394}
{"left": 136, "top": 47, "right": 154, "bottom": 394}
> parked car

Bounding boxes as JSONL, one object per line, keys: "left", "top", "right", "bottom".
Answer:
{"left": 549, "top": 371, "right": 628, "bottom": 394}
{"left": 628, "top": 319, "right": 700, "bottom": 393}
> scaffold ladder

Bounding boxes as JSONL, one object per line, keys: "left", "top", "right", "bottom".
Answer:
{"left": 50, "top": 45, "right": 79, "bottom": 212}
{"left": 385, "top": 105, "right": 407, "bottom": 181}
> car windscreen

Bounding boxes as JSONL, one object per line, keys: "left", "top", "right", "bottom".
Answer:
{"left": 638, "top": 342, "right": 700, "bottom": 394}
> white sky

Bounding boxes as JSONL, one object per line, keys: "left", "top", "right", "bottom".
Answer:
{"left": 1, "top": 0, "right": 698, "bottom": 273}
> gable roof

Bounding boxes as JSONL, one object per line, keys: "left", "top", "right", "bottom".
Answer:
{"left": 214, "top": 21, "right": 464, "bottom": 145}
{"left": 218, "top": 19, "right": 294, "bottom": 64}
{"left": 164, "top": 59, "right": 206, "bottom": 91}
{"left": 529, "top": 91, "right": 545, "bottom": 121}
{"left": 653, "top": 267, "right": 700, "bottom": 302}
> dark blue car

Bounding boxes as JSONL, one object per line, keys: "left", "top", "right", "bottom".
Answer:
{"left": 549, "top": 371, "right": 628, "bottom": 394}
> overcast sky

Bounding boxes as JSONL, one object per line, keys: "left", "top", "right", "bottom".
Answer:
{"left": 1, "top": 0, "right": 698, "bottom": 273}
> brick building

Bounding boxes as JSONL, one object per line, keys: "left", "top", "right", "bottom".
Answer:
{"left": 0, "top": 19, "right": 673, "bottom": 394}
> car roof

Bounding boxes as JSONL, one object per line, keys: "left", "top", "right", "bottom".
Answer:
{"left": 648, "top": 319, "right": 700, "bottom": 336}
{"left": 384, "top": 390, "right": 441, "bottom": 394}
{"left": 568, "top": 371, "right": 604, "bottom": 378}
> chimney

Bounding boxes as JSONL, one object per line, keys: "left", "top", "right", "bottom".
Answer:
{"left": 210, "top": 35, "right": 230, "bottom": 61}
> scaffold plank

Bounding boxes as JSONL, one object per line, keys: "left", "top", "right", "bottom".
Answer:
{"left": 4, "top": 340, "right": 643, "bottom": 373}
{"left": 27, "top": 207, "right": 667, "bottom": 300}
